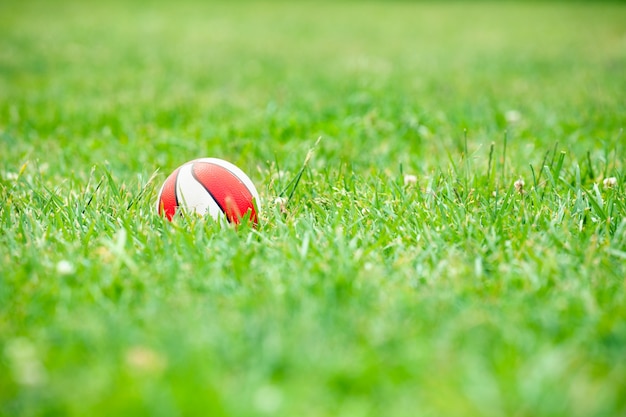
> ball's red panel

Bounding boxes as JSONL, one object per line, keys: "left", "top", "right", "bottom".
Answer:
{"left": 158, "top": 167, "right": 180, "bottom": 220}
{"left": 191, "top": 162, "right": 257, "bottom": 224}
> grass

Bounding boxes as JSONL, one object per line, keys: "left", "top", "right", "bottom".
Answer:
{"left": 1, "top": 0, "right": 625, "bottom": 416}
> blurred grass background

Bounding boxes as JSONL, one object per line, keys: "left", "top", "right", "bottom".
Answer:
{"left": 2, "top": 1, "right": 624, "bottom": 174}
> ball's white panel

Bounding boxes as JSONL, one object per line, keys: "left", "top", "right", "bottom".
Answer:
{"left": 176, "top": 164, "right": 223, "bottom": 220}
{"left": 190, "top": 157, "right": 261, "bottom": 211}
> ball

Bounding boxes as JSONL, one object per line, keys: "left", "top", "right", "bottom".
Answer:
{"left": 156, "top": 157, "right": 260, "bottom": 224}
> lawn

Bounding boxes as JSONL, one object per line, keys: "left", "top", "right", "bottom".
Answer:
{"left": 1, "top": 1, "right": 625, "bottom": 416}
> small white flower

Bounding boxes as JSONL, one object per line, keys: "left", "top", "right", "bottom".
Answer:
{"left": 125, "top": 346, "right": 167, "bottom": 374}
{"left": 273, "top": 196, "right": 288, "bottom": 214}
{"left": 404, "top": 174, "right": 417, "bottom": 186}
{"left": 603, "top": 177, "right": 617, "bottom": 189}
{"left": 271, "top": 170, "right": 286, "bottom": 180}
{"left": 417, "top": 125, "right": 431, "bottom": 138}
{"left": 514, "top": 178, "right": 525, "bottom": 194}
{"left": 253, "top": 385, "right": 283, "bottom": 414}
{"left": 4, "top": 338, "right": 47, "bottom": 386}
{"left": 505, "top": 110, "right": 522, "bottom": 123}
{"left": 56, "top": 260, "right": 75, "bottom": 275}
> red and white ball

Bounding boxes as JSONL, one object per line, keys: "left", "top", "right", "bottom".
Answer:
{"left": 156, "top": 157, "right": 260, "bottom": 225}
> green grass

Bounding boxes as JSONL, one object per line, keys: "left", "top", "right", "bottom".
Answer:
{"left": 1, "top": 1, "right": 625, "bottom": 416}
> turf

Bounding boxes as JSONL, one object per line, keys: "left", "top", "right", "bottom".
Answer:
{"left": 1, "top": 1, "right": 625, "bottom": 416}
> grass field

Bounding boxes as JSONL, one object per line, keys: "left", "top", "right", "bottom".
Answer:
{"left": 1, "top": 0, "right": 625, "bottom": 416}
